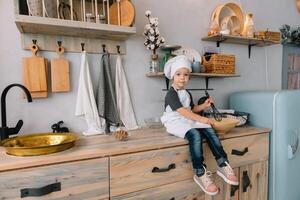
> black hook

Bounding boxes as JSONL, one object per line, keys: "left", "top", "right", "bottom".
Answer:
{"left": 57, "top": 41, "right": 62, "bottom": 52}
{"left": 81, "top": 43, "right": 85, "bottom": 51}
{"left": 32, "top": 39, "right": 37, "bottom": 45}
{"left": 102, "top": 44, "right": 106, "bottom": 53}
{"left": 116, "top": 45, "right": 120, "bottom": 54}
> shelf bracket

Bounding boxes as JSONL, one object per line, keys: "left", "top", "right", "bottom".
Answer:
{"left": 205, "top": 77, "right": 210, "bottom": 90}
{"left": 216, "top": 38, "right": 227, "bottom": 47}
{"left": 165, "top": 77, "right": 170, "bottom": 90}
{"left": 248, "top": 43, "right": 258, "bottom": 58}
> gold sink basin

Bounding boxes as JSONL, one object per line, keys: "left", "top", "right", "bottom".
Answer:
{"left": 0, "top": 133, "right": 78, "bottom": 156}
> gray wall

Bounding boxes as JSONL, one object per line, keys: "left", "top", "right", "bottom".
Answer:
{"left": 0, "top": 0, "right": 299, "bottom": 134}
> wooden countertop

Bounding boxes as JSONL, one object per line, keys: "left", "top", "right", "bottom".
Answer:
{"left": 0, "top": 126, "right": 270, "bottom": 172}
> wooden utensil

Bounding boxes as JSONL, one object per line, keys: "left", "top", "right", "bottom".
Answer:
{"left": 51, "top": 45, "right": 70, "bottom": 92}
{"left": 109, "top": 0, "right": 135, "bottom": 26}
{"left": 210, "top": 3, "right": 244, "bottom": 34}
{"left": 22, "top": 44, "right": 48, "bottom": 98}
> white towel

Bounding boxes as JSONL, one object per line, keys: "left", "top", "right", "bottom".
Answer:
{"left": 75, "top": 51, "right": 105, "bottom": 135}
{"left": 115, "top": 55, "right": 138, "bottom": 130}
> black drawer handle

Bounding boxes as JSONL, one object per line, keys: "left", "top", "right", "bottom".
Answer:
{"left": 230, "top": 185, "right": 239, "bottom": 197}
{"left": 152, "top": 163, "right": 176, "bottom": 173}
{"left": 169, "top": 198, "right": 175, "bottom": 200}
{"left": 231, "top": 147, "right": 248, "bottom": 156}
{"left": 242, "top": 171, "right": 251, "bottom": 193}
{"left": 20, "top": 182, "right": 61, "bottom": 198}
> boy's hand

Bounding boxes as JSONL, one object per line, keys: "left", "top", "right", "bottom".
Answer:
{"left": 199, "top": 117, "right": 214, "bottom": 125}
{"left": 202, "top": 97, "right": 214, "bottom": 109}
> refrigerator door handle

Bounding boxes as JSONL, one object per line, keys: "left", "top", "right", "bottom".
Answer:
{"left": 288, "top": 133, "right": 298, "bottom": 160}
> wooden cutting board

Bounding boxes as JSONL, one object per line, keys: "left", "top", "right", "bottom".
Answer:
{"left": 51, "top": 46, "right": 70, "bottom": 92}
{"left": 109, "top": 0, "right": 135, "bottom": 26}
{"left": 22, "top": 44, "right": 48, "bottom": 98}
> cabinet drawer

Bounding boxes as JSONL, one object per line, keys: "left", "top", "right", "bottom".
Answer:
{"left": 205, "top": 133, "right": 269, "bottom": 171}
{"left": 0, "top": 158, "right": 109, "bottom": 200}
{"left": 110, "top": 146, "right": 193, "bottom": 196}
{"left": 111, "top": 179, "right": 205, "bottom": 200}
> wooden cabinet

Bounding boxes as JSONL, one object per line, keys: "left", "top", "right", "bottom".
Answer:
{"left": 109, "top": 129, "right": 269, "bottom": 200}
{"left": 0, "top": 126, "right": 269, "bottom": 200}
{"left": 0, "top": 158, "right": 109, "bottom": 200}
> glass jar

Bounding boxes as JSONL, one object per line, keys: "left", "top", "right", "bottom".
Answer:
{"left": 149, "top": 54, "right": 160, "bottom": 73}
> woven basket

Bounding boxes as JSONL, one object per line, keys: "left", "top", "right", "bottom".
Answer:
{"left": 255, "top": 31, "right": 281, "bottom": 42}
{"left": 202, "top": 54, "right": 235, "bottom": 74}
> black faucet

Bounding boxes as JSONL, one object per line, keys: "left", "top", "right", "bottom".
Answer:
{"left": 0, "top": 84, "right": 32, "bottom": 141}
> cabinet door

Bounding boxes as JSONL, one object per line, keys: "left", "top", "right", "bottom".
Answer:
{"left": 111, "top": 179, "right": 205, "bottom": 200}
{"left": 205, "top": 168, "right": 240, "bottom": 200}
{"left": 239, "top": 161, "right": 268, "bottom": 200}
{"left": 0, "top": 158, "right": 109, "bottom": 200}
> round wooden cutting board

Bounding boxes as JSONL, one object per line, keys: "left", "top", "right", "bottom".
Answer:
{"left": 109, "top": 0, "right": 135, "bottom": 26}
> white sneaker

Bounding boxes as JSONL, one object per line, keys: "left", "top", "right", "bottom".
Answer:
{"left": 217, "top": 161, "right": 239, "bottom": 185}
{"left": 193, "top": 167, "right": 219, "bottom": 196}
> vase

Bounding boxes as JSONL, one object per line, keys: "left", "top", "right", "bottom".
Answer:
{"left": 242, "top": 13, "right": 255, "bottom": 38}
{"left": 149, "top": 54, "right": 160, "bottom": 73}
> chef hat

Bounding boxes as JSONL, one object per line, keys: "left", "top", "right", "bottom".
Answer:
{"left": 164, "top": 55, "right": 192, "bottom": 79}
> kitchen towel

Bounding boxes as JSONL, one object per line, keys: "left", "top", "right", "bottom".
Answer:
{"left": 97, "top": 52, "right": 122, "bottom": 132}
{"left": 75, "top": 51, "right": 105, "bottom": 135}
{"left": 115, "top": 55, "right": 138, "bottom": 130}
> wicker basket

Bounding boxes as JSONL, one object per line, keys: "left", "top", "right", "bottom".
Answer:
{"left": 202, "top": 54, "right": 235, "bottom": 74}
{"left": 255, "top": 31, "right": 281, "bottom": 42}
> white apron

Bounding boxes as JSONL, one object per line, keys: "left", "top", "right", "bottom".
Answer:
{"left": 161, "top": 89, "right": 211, "bottom": 138}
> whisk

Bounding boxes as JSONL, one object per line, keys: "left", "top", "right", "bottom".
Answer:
{"left": 205, "top": 90, "right": 222, "bottom": 122}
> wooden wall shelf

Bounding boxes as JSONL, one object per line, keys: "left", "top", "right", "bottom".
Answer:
{"left": 202, "top": 34, "right": 280, "bottom": 47}
{"left": 146, "top": 72, "right": 240, "bottom": 78}
{"left": 202, "top": 34, "right": 280, "bottom": 58}
{"left": 146, "top": 72, "right": 240, "bottom": 90}
{"left": 15, "top": 15, "right": 136, "bottom": 41}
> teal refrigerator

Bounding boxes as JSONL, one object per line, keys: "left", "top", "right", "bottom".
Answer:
{"left": 229, "top": 91, "right": 300, "bottom": 200}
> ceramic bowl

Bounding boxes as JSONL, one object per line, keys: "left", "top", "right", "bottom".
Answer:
{"left": 210, "top": 118, "right": 239, "bottom": 135}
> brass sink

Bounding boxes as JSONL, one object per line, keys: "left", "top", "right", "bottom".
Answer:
{"left": 0, "top": 133, "right": 78, "bottom": 156}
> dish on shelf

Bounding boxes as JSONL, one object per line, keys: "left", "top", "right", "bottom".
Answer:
{"left": 109, "top": 0, "right": 135, "bottom": 26}
{"left": 220, "top": 15, "right": 241, "bottom": 36}
{"left": 26, "top": 0, "right": 43, "bottom": 16}
{"left": 44, "top": 0, "right": 58, "bottom": 18}
{"left": 58, "top": 2, "right": 78, "bottom": 21}
{"left": 172, "top": 47, "right": 202, "bottom": 62}
{"left": 159, "top": 45, "right": 182, "bottom": 51}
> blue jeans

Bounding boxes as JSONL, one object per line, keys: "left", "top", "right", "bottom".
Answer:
{"left": 184, "top": 128, "right": 228, "bottom": 176}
